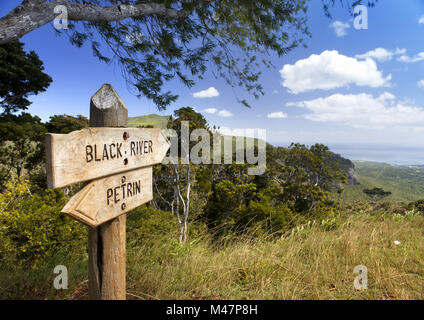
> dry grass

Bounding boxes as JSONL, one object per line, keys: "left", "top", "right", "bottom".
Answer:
{"left": 1, "top": 211, "right": 424, "bottom": 300}
{"left": 127, "top": 212, "right": 424, "bottom": 300}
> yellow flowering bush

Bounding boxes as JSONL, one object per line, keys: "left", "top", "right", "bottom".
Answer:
{"left": 0, "top": 180, "right": 86, "bottom": 265}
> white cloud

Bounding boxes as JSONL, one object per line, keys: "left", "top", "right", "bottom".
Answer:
{"left": 218, "top": 127, "right": 265, "bottom": 138}
{"left": 202, "top": 108, "right": 218, "bottom": 114}
{"left": 355, "top": 48, "right": 407, "bottom": 62}
{"left": 202, "top": 108, "right": 233, "bottom": 117}
{"left": 377, "top": 92, "right": 396, "bottom": 102}
{"left": 218, "top": 109, "right": 233, "bottom": 117}
{"left": 285, "top": 102, "right": 299, "bottom": 107}
{"left": 271, "top": 90, "right": 279, "bottom": 95}
{"left": 355, "top": 48, "right": 394, "bottom": 62}
{"left": 288, "top": 92, "right": 424, "bottom": 128}
{"left": 418, "top": 80, "right": 424, "bottom": 88}
{"left": 280, "top": 50, "right": 391, "bottom": 94}
{"left": 193, "top": 87, "right": 220, "bottom": 98}
{"left": 267, "top": 112, "right": 288, "bottom": 119}
{"left": 330, "top": 21, "right": 350, "bottom": 37}
{"left": 419, "top": 16, "right": 424, "bottom": 24}
{"left": 397, "top": 52, "right": 424, "bottom": 63}
{"left": 395, "top": 48, "right": 407, "bottom": 55}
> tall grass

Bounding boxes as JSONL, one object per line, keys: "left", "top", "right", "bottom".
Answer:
{"left": 1, "top": 210, "right": 424, "bottom": 299}
{"left": 0, "top": 247, "right": 88, "bottom": 299}
{"left": 126, "top": 211, "right": 424, "bottom": 300}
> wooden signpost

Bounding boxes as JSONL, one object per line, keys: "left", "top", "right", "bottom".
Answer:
{"left": 45, "top": 127, "right": 169, "bottom": 189}
{"left": 45, "top": 84, "right": 170, "bottom": 299}
{"left": 61, "top": 167, "right": 153, "bottom": 227}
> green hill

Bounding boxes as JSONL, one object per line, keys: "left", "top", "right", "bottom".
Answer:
{"left": 128, "top": 114, "right": 266, "bottom": 153}
{"left": 342, "top": 161, "right": 424, "bottom": 203}
{"left": 128, "top": 114, "right": 170, "bottom": 129}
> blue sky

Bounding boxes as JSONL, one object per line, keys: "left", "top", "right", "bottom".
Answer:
{"left": 2, "top": 1, "right": 424, "bottom": 162}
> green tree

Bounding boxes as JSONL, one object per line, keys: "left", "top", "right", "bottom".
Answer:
{"left": 363, "top": 187, "right": 392, "bottom": 204}
{"left": 204, "top": 163, "right": 298, "bottom": 236}
{"left": 0, "top": 40, "right": 52, "bottom": 114}
{"left": 0, "top": 113, "right": 47, "bottom": 186}
{"left": 0, "top": 1, "right": 376, "bottom": 110}
{"left": 260, "top": 143, "right": 345, "bottom": 214}
{"left": 205, "top": 164, "right": 257, "bottom": 231}
{"left": 154, "top": 107, "right": 211, "bottom": 243}
{"left": 46, "top": 114, "right": 89, "bottom": 133}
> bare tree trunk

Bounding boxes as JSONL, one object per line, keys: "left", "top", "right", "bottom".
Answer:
{"left": 172, "top": 161, "right": 191, "bottom": 244}
{"left": 182, "top": 160, "right": 191, "bottom": 243}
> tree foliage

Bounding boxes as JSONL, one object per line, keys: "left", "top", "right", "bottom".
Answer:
{"left": 46, "top": 114, "right": 89, "bottom": 133}
{"left": 0, "top": 40, "right": 52, "bottom": 114}
{"left": 0, "top": 0, "right": 377, "bottom": 110}
{"left": 31, "top": 0, "right": 312, "bottom": 109}
{"left": 154, "top": 107, "right": 211, "bottom": 242}
{"left": 0, "top": 113, "right": 90, "bottom": 191}
{"left": 0, "top": 113, "right": 47, "bottom": 185}
{"left": 363, "top": 187, "right": 392, "bottom": 204}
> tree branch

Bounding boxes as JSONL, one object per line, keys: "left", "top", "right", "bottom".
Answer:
{"left": 0, "top": 0, "right": 195, "bottom": 45}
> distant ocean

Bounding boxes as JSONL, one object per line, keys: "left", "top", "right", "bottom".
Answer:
{"left": 274, "top": 142, "right": 424, "bottom": 166}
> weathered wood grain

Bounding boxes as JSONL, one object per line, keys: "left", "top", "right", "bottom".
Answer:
{"left": 46, "top": 127, "right": 170, "bottom": 188}
{"left": 87, "top": 83, "right": 127, "bottom": 300}
{"left": 62, "top": 167, "right": 152, "bottom": 227}
{"left": 88, "top": 214, "right": 127, "bottom": 300}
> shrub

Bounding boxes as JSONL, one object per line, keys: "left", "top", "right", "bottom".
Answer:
{"left": 407, "top": 199, "right": 424, "bottom": 214}
{"left": 127, "top": 205, "right": 208, "bottom": 245}
{"left": 127, "top": 206, "right": 179, "bottom": 247}
{"left": 0, "top": 180, "right": 86, "bottom": 265}
{"left": 236, "top": 196, "right": 296, "bottom": 236}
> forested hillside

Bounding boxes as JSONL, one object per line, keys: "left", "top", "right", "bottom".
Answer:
{"left": 342, "top": 161, "right": 424, "bottom": 202}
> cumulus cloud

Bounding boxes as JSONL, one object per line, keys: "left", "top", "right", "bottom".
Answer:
{"left": 418, "top": 80, "right": 424, "bottom": 88}
{"left": 355, "top": 48, "right": 393, "bottom": 62}
{"left": 397, "top": 52, "right": 424, "bottom": 63}
{"left": 193, "top": 87, "right": 220, "bottom": 98}
{"left": 201, "top": 108, "right": 233, "bottom": 117}
{"left": 218, "top": 127, "right": 265, "bottom": 138}
{"left": 395, "top": 48, "right": 407, "bottom": 55}
{"left": 287, "top": 92, "right": 424, "bottom": 128}
{"left": 330, "top": 21, "right": 350, "bottom": 37}
{"left": 267, "top": 112, "right": 288, "bottom": 119}
{"left": 202, "top": 108, "right": 218, "bottom": 114}
{"left": 280, "top": 50, "right": 391, "bottom": 94}
{"left": 377, "top": 92, "right": 396, "bottom": 102}
{"left": 419, "top": 16, "right": 424, "bottom": 24}
{"left": 355, "top": 48, "right": 407, "bottom": 62}
{"left": 218, "top": 109, "right": 233, "bottom": 117}
{"left": 285, "top": 102, "right": 299, "bottom": 107}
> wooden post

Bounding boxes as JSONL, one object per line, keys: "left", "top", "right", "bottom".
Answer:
{"left": 88, "top": 84, "right": 127, "bottom": 300}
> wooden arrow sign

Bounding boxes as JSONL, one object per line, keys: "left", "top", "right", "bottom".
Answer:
{"left": 62, "top": 167, "right": 152, "bottom": 227}
{"left": 46, "top": 127, "right": 170, "bottom": 188}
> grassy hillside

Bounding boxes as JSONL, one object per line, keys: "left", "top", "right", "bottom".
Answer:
{"left": 128, "top": 114, "right": 267, "bottom": 156}
{"left": 128, "top": 114, "right": 170, "bottom": 129}
{"left": 342, "top": 161, "right": 424, "bottom": 203}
